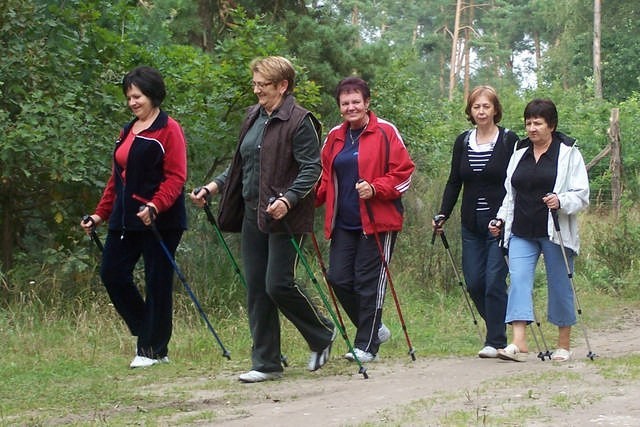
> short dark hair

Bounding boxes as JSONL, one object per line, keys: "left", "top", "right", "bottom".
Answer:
{"left": 465, "top": 85, "right": 503, "bottom": 125}
{"left": 122, "top": 66, "right": 166, "bottom": 107}
{"left": 524, "top": 98, "right": 558, "bottom": 131}
{"left": 334, "top": 77, "right": 370, "bottom": 106}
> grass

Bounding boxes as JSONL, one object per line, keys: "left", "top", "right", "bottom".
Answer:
{"left": 598, "top": 354, "right": 640, "bottom": 380}
{"left": 0, "top": 282, "right": 635, "bottom": 425}
{"left": 3, "top": 203, "right": 640, "bottom": 424}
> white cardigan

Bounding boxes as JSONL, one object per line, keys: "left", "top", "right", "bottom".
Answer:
{"left": 497, "top": 134, "right": 590, "bottom": 254}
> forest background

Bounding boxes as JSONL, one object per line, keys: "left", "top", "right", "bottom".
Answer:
{"left": 1, "top": 0, "right": 640, "bottom": 423}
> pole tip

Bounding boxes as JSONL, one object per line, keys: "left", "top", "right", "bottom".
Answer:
{"left": 359, "top": 367, "right": 369, "bottom": 379}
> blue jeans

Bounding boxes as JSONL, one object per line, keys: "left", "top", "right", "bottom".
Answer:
{"left": 461, "top": 211, "right": 508, "bottom": 349}
{"left": 506, "top": 235, "right": 576, "bottom": 327}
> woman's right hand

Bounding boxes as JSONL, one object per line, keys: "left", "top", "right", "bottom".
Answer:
{"left": 190, "top": 183, "right": 218, "bottom": 208}
{"left": 432, "top": 214, "right": 446, "bottom": 234}
{"left": 80, "top": 214, "right": 102, "bottom": 235}
{"left": 488, "top": 219, "right": 503, "bottom": 237}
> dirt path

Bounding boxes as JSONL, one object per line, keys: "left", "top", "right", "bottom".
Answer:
{"left": 160, "top": 308, "right": 640, "bottom": 426}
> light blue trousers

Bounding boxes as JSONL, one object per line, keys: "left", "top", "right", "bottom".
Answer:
{"left": 505, "top": 235, "right": 577, "bottom": 327}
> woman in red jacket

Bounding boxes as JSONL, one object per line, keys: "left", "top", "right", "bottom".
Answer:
{"left": 81, "top": 66, "right": 187, "bottom": 369}
{"left": 316, "top": 77, "right": 415, "bottom": 362}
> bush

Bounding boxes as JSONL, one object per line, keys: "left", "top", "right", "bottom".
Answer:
{"left": 581, "top": 208, "right": 640, "bottom": 297}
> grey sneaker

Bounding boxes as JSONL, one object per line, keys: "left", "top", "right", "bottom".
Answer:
{"left": 344, "top": 348, "right": 377, "bottom": 363}
{"left": 378, "top": 323, "right": 391, "bottom": 343}
{"left": 238, "top": 370, "right": 282, "bottom": 383}
{"left": 308, "top": 327, "right": 336, "bottom": 371}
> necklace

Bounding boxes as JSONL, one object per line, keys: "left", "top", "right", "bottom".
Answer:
{"left": 348, "top": 121, "right": 368, "bottom": 144}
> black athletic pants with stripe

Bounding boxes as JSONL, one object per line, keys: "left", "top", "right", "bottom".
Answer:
{"left": 327, "top": 227, "right": 397, "bottom": 356}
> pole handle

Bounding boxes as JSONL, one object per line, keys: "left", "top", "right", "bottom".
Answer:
{"left": 431, "top": 214, "right": 445, "bottom": 245}
{"left": 193, "top": 186, "right": 211, "bottom": 202}
{"left": 550, "top": 208, "right": 560, "bottom": 231}
{"left": 82, "top": 214, "right": 104, "bottom": 252}
{"left": 544, "top": 192, "right": 561, "bottom": 231}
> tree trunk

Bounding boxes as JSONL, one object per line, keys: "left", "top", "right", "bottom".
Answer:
{"left": 352, "top": 5, "right": 361, "bottom": 47}
{"left": 593, "top": 0, "right": 602, "bottom": 98}
{"left": 463, "top": 0, "right": 474, "bottom": 101}
{"left": 448, "top": 0, "right": 463, "bottom": 101}
{"left": 197, "top": 0, "right": 214, "bottom": 51}
{"left": 608, "top": 108, "right": 622, "bottom": 216}
{"left": 534, "top": 31, "right": 541, "bottom": 69}
{"left": 440, "top": 52, "right": 446, "bottom": 97}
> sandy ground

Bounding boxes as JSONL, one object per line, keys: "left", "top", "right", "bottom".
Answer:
{"left": 160, "top": 308, "right": 640, "bottom": 426}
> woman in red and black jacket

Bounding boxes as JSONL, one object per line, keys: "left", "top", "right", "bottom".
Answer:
{"left": 81, "top": 66, "right": 187, "bottom": 369}
{"left": 316, "top": 77, "right": 415, "bottom": 363}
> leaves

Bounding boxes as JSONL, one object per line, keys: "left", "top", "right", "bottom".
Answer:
{"left": 2, "top": 0, "right": 640, "bottom": 275}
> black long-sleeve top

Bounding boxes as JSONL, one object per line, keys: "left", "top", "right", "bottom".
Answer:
{"left": 439, "top": 127, "right": 520, "bottom": 232}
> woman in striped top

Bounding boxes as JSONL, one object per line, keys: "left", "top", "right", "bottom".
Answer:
{"left": 434, "top": 86, "right": 520, "bottom": 358}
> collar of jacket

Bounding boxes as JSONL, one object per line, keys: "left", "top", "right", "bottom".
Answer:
{"left": 518, "top": 131, "right": 576, "bottom": 150}
{"left": 334, "top": 110, "right": 378, "bottom": 143}
{"left": 247, "top": 94, "right": 297, "bottom": 123}
{"left": 121, "top": 110, "right": 169, "bottom": 139}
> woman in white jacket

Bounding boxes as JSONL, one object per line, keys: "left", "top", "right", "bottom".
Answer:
{"left": 489, "top": 98, "right": 589, "bottom": 362}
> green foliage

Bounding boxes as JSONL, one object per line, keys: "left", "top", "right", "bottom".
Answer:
{"left": 581, "top": 209, "right": 640, "bottom": 296}
{"left": 0, "top": 0, "right": 126, "bottom": 268}
{"left": 1, "top": 0, "right": 640, "bottom": 321}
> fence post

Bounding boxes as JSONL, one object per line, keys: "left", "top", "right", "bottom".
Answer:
{"left": 608, "top": 108, "right": 621, "bottom": 216}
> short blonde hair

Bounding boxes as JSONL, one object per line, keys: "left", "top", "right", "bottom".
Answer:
{"left": 465, "top": 85, "right": 503, "bottom": 125}
{"left": 250, "top": 56, "right": 296, "bottom": 94}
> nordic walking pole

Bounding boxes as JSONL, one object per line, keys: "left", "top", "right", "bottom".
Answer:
{"left": 192, "top": 187, "right": 289, "bottom": 367}
{"left": 364, "top": 198, "right": 416, "bottom": 361}
{"left": 492, "top": 220, "right": 550, "bottom": 361}
{"left": 432, "top": 215, "right": 484, "bottom": 344}
{"left": 267, "top": 197, "right": 368, "bottom": 379}
{"left": 309, "top": 231, "right": 349, "bottom": 340}
{"left": 141, "top": 205, "right": 231, "bottom": 360}
{"left": 194, "top": 187, "right": 247, "bottom": 289}
{"left": 549, "top": 207, "right": 597, "bottom": 360}
{"left": 81, "top": 215, "right": 104, "bottom": 252}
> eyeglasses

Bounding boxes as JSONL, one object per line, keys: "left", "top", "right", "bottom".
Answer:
{"left": 251, "top": 81, "right": 273, "bottom": 89}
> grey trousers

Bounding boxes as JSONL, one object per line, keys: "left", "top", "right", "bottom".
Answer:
{"left": 241, "top": 207, "right": 334, "bottom": 373}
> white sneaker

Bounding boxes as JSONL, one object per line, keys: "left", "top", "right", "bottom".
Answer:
{"left": 378, "top": 323, "right": 391, "bottom": 343}
{"left": 344, "top": 348, "right": 377, "bottom": 363}
{"left": 308, "top": 327, "right": 336, "bottom": 371}
{"left": 478, "top": 346, "right": 498, "bottom": 359}
{"left": 238, "top": 370, "right": 282, "bottom": 383}
{"left": 130, "top": 355, "right": 159, "bottom": 368}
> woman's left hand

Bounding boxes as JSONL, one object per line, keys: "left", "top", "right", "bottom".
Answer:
{"left": 266, "top": 198, "right": 289, "bottom": 220}
{"left": 356, "top": 180, "right": 374, "bottom": 199}
{"left": 137, "top": 203, "right": 158, "bottom": 226}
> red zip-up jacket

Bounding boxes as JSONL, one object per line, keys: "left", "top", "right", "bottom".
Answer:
{"left": 95, "top": 111, "right": 187, "bottom": 232}
{"left": 316, "top": 111, "right": 415, "bottom": 239}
